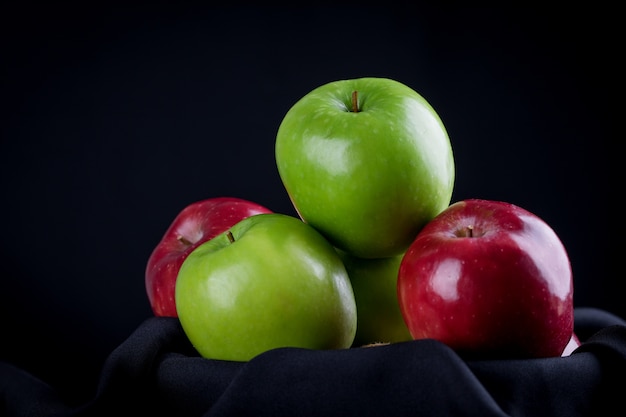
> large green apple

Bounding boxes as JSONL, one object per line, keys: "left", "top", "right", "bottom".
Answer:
{"left": 337, "top": 249, "right": 412, "bottom": 346}
{"left": 275, "top": 77, "right": 455, "bottom": 259}
{"left": 175, "top": 213, "right": 357, "bottom": 361}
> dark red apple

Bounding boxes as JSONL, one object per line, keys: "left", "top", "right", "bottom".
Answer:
{"left": 145, "top": 197, "right": 272, "bottom": 317}
{"left": 397, "top": 198, "right": 574, "bottom": 359}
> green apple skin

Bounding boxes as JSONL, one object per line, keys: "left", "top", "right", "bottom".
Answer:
{"left": 175, "top": 213, "right": 357, "bottom": 362}
{"left": 337, "top": 249, "right": 412, "bottom": 346}
{"left": 275, "top": 77, "right": 455, "bottom": 259}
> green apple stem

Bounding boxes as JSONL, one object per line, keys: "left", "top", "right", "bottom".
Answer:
{"left": 351, "top": 90, "right": 359, "bottom": 113}
{"left": 226, "top": 230, "right": 235, "bottom": 243}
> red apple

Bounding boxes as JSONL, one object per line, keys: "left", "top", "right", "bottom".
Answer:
{"left": 561, "top": 332, "right": 581, "bottom": 357}
{"left": 397, "top": 198, "right": 574, "bottom": 359}
{"left": 145, "top": 197, "right": 272, "bottom": 317}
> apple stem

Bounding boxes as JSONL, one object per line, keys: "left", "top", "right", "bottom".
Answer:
{"left": 226, "top": 230, "right": 235, "bottom": 243}
{"left": 177, "top": 235, "right": 193, "bottom": 246}
{"left": 467, "top": 225, "right": 474, "bottom": 238}
{"left": 351, "top": 90, "right": 359, "bottom": 112}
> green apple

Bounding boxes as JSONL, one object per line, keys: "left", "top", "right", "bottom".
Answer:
{"left": 275, "top": 77, "right": 455, "bottom": 259}
{"left": 337, "top": 249, "right": 412, "bottom": 346}
{"left": 175, "top": 213, "right": 357, "bottom": 361}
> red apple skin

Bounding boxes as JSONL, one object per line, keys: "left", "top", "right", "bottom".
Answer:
{"left": 397, "top": 199, "right": 574, "bottom": 359}
{"left": 145, "top": 197, "right": 272, "bottom": 317}
{"left": 561, "top": 332, "right": 581, "bottom": 357}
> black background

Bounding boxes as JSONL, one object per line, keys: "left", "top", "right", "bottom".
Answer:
{"left": 1, "top": 5, "right": 621, "bottom": 406}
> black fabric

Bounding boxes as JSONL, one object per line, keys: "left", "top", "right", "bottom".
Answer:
{"left": 2, "top": 307, "right": 625, "bottom": 417}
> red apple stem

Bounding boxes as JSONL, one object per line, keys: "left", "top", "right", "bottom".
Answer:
{"left": 177, "top": 235, "right": 193, "bottom": 246}
{"left": 226, "top": 230, "right": 235, "bottom": 243}
{"left": 351, "top": 90, "right": 359, "bottom": 112}
{"left": 467, "top": 225, "right": 474, "bottom": 238}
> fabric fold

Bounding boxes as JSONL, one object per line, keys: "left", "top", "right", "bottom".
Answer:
{"left": 1, "top": 307, "right": 624, "bottom": 417}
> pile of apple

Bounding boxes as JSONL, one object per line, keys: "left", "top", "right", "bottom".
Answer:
{"left": 145, "top": 78, "right": 577, "bottom": 362}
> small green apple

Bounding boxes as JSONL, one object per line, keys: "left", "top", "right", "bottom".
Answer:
{"left": 175, "top": 213, "right": 357, "bottom": 361}
{"left": 275, "top": 77, "right": 455, "bottom": 259}
{"left": 337, "top": 249, "right": 412, "bottom": 346}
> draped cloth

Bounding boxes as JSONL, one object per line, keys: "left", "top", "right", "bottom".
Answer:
{"left": 2, "top": 307, "right": 625, "bottom": 417}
